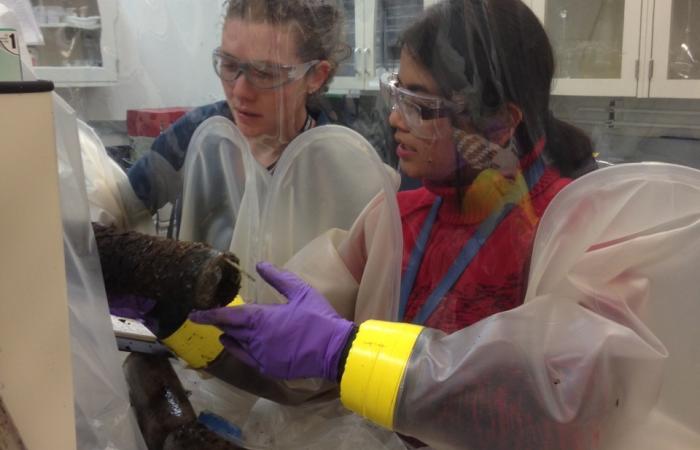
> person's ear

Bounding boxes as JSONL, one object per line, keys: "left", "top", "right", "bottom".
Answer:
{"left": 506, "top": 102, "right": 523, "bottom": 129}
{"left": 490, "top": 103, "right": 523, "bottom": 146}
{"left": 504, "top": 102, "right": 523, "bottom": 141}
{"left": 306, "top": 61, "right": 332, "bottom": 94}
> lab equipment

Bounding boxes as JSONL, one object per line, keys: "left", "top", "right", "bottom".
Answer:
{"left": 0, "top": 80, "right": 76, "bottom": 449}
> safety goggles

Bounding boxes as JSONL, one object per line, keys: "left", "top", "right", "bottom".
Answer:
{"left": 380, "top": 72, "right": 465, "bottom": 137}
{"left": 212, "top": 48, "right": 319, "bottom": 89}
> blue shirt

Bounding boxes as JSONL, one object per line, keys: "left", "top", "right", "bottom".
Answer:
{"left": 127, "top": 100, "right": 330, "bottom": 214}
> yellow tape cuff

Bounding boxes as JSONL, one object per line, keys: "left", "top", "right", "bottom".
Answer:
{"left": 340, "top": 320, "right": 423, "bottom": 429}
{"left": 161, "top": 295, "right": 245, "bottom": 369}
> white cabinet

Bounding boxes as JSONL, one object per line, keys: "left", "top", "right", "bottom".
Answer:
{"left": 331, "top": 0, "right": 436, "bottom": 93}
{"left": 530, "top": 0, "right": 700, "bottom": 99}
{"left": 27, "top": 0, "right": 117, "bottom": 86}
{"left": 530, "top": 0, "right": 643, "bottom": 97}
{"left": 649, "top": 0, "right": 700, "bottom": 98}
{"left": 331, "top": 0, "right": 362, "bottom": 91}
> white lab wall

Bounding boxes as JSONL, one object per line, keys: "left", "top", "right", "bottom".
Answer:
{"left": 73, "top": 0, "right": 226, "bottom": 121}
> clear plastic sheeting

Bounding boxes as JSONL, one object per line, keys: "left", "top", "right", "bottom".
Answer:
{"left": 178, "top": 117, "right": 404, "bottom": 448}
{"left": 241, "top": 397, "right": 408, "bottom": 450}
{"left": 4, "top": 0, "right": 696, "bottom": 448}
{"left": 176, "top": 115, "right": 272, "bottom": 250}
{"left": 392, "top": 163, "right": 700, "bottom": 450}
{"left": 181, "top": 118, "right": 401, "bottom": 306}
{"left": 527, "top": 162, "right": 700, "bottom": 450}
{"left": 54, "top": 94, "right": 146, "bottom": 449}
{"left": 78, "top": 119, "right": 154, "bottom": 233}
{"left": 180, "top": 117, "right": 251, "bottom": 251}
{"left": 241, "top": 124, "right": 401, "bottom": 305}
{"left": 286, "top": 187, "right": 403, "bottom": 323}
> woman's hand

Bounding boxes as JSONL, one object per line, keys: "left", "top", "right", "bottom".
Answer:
{"left": 189, "top": 262, "right": 356, "bottom": 381}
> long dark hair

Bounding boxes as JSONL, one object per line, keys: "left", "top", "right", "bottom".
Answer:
{"left": 399, "top": 0, "right": 595, "bottom": 178}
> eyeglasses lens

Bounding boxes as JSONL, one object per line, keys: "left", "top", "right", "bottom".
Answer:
{"left": 213, "top": 52, "right": 291, "bottom": 89}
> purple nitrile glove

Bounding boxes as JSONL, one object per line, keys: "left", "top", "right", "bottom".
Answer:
{"left": 107, "top": 293, "right": 156, "bottom": 321}
{"left": 189, "top": 262, "right": 356, "bottom": 381}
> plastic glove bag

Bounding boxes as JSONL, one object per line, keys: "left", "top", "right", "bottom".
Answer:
{"left": 54, "top": 94, "right": 146, "bottom": 449}
{"left": 170, "top": 358, "right": 258, "bottom": 431}
{"left": 392, "top": 163, "right": 700, "bottom": 450}
{"left": 284, "top": 188, "right": 403, "bottom": 323}
{"left": 527, "top": 162, "right": 700, "bottom": 450}
{"left": 180, "top": 118, "right": 401, "bottom": 306}
{"left": 394, "top": 295, "right": 664, "bottom": 450}
{"left": 177, "top": 117, "right": 404, "bottom": 447}
{"left": 79, "top": 119, "right": 154, "bottom": 233}
{"left": 180, "top": 116, "right": 255, "bottom": 252}
{"left": 242, "top": 397, "right": 409, "bottom": 450}
{"left": 239, "top": 124, "right": 400, "bottom": 303}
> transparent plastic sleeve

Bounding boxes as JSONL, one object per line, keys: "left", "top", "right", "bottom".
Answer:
{"left": 180, "top": 116, "right": 404, "bottom": 448}
{"left": 79, "top": 119, "right": 155, "bottom": 234}
{"left": 54, "top": 94, "right": 146, "bottom": 449}
{"left": 392, "top": 163, "right": 700, "bottom": 450}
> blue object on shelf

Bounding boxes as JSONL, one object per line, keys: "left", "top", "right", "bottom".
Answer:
{"left": 198, "top": 411, "right": 243, "bottom": 443}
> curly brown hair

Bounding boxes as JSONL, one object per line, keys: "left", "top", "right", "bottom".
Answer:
{"left": 223, "top": 0, "right": 349, "bottom": 97}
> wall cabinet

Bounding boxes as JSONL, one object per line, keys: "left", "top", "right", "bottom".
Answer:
{"left": 649, "top": 0, "right": 700, "bottom": 97}
{"left": 530, "top": 0, "right": 700, "bottom": 99}
{"left": 331, "top": 0, "right": 439, "bottom": 92}
{"left": 28, "top": 0, "right": 117, "bottom": 86}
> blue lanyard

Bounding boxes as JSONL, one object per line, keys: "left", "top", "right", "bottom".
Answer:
{"left": 399, "top": 158, "right": 546, "bottom": 324}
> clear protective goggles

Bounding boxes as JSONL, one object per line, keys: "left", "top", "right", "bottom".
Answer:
{"left": 212, "top": 48, "right": 319, "bottom": 89}
{"left": 380, "top": 72, "right": 465, "bottom": 138}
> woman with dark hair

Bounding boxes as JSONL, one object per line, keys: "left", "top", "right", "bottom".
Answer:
{"left": 384, "top": 0, "right": 597, "bottom": 333}
{"left": 185, "top": 1, "right": 666, "bottom": 449}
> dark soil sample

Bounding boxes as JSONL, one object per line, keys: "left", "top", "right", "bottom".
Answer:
{"left": 0, "top": 395, "right": 27, "bottom": 450}
{"left": 124, "top": 353, "right": 248, "bottom": 450}
{"left": 123, "top": 353, "right": 198, "bottom": 450}
{"left": 92, "top": 223, "right": 241, "bottom": 336}
{"left": 163, "top": 422, "right": 246, "bottom": 450}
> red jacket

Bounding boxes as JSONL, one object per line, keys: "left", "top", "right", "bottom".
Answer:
{"left": 398, "top": 145, "right": 570, "bottom": 333}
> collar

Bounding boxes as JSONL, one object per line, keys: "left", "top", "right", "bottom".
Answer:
{"left": 265, "top": 113, "right": 317, "bottom": 173}
{"left": 424, "top": 138, "right": 547, "bottom": 224}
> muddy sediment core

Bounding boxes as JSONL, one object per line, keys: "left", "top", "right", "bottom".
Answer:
{"left": 124, "top": 353, "right": 246, "bottom": 450}
{"left": 123, "top": 353, "right": 197, "bottom": 450}
{"left": 92, "top": 223, "right": 241, "bottom": 336}
{"left": 163, "top": 422, "right": 246, "bottom": 450}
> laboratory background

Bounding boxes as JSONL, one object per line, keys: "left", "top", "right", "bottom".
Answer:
{"left": 15, "top": 0, "right": 700, "bottom": 167}
{"left": 1, "top": 0, "right": 699, "bottom": 449}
